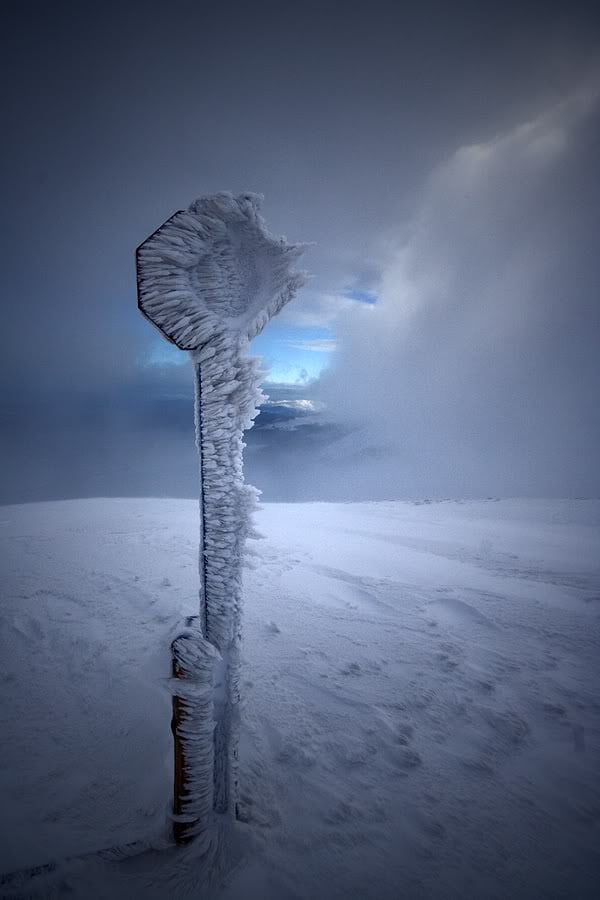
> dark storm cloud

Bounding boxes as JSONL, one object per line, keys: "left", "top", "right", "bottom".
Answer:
{"left": 1, "top": 1, "right": 599, "bottom": 501}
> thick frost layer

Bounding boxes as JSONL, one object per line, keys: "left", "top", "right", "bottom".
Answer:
{"left": 191, "top": 334, "right": 266, "bottom": 820}
{"left": 136, "top": 192, "right": 308, "bottom": 350}
{"left": 170, "top": 622, "right": 220, "bottom": 849}
{"left": 137, "top": 193, "right": 308, "bottom": 840}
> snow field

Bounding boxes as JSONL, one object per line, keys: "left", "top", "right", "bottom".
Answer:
{"left": 1, "top": 498, "right": 599, "bottom": 898}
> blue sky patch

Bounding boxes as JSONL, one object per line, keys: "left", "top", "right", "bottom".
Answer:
{"left": 344, "top": 288, "right": 378, "bottom": 304}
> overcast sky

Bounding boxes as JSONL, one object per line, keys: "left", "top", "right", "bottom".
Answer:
{"left": 1, "top": 1, "right": 599, "bottom": 503}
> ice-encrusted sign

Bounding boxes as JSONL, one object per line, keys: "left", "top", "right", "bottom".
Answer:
{"left": 136, "top": 193, "right": 307, "bottom": 844}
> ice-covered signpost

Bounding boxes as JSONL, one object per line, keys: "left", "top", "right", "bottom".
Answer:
{"left": 136, "top": 193, "right": 307, "bottom": 846}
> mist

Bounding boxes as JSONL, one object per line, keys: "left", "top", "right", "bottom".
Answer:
{"left": 311, "top": 76, "right": 600, "bottom": 499}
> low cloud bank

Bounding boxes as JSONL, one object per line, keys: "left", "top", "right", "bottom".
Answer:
{"left": 313, "top": 77, "right": 600, "bottom": 499}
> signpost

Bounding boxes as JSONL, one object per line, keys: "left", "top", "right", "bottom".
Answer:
{"left": 136, "top": 192, "right": 307, "bottom": 844}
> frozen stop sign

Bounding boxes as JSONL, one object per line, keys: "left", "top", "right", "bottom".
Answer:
{"left": 135, "top": 192, "right": 308, "bottom": 840}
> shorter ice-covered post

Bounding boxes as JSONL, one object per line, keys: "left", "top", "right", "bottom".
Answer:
{"left": 136, "top": 193, "right": 307, "bottom": 843}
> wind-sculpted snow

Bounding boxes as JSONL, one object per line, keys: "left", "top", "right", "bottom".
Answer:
{"left": 1, "top": 499, "right": 599, "bottom": 898}
{"left": 137, "top": 193, "right": 308, "bottom": 840}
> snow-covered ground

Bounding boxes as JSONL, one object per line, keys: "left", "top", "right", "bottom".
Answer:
{"left": 1, "top": 498, "right": 599, "bottom": 898}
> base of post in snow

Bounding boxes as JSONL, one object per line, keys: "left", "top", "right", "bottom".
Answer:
{"left": 171, "top": 617, "right": 220, "bottom": 847}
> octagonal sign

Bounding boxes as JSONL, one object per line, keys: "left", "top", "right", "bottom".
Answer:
{"left": 136, "top": 192, "right": 307, "bottom": 350}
